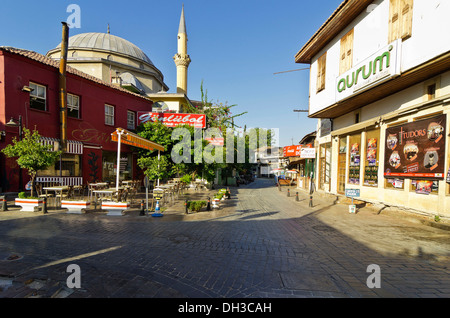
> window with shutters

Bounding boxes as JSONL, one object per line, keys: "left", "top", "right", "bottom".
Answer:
{"left": 339, "top": 29, "right": 354, "bottom": 75}
{"left": 389, "top": 0, "right": 413, "bottom": 42}
{"left": 316, "top": 52, "right": 327, "bottom": 93}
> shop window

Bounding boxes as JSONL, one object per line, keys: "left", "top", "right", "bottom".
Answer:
{"left": 316, "top": 52, "right": 327, "bottom": 93}
{"left": 67, "top": 93, "right": 80, "bottom": 119}
{"left": 363, "top": 129, "right": 380, "bottom": 187}
{"left": 319, "top": 143, "right": 331, "bottom": 190}
{"left": 338, "top": 137, "right": 347, "bottom": 194}
{"left": 29, "top": 82, "right": 47, "bottom": 111}
{"left": 348, "top": 134, "right": 361, "bottom": 185}
{"left": 339, "top": 28, "right": 354, "bottom": 75}
{"left": 39, "top": 154, "right": 81, "bottom": 177}
{"left": 388, "top": 0, "right": 413, "bottom": 42}
{"left": 105, "top": 104, "right": 115, "bottom": 125}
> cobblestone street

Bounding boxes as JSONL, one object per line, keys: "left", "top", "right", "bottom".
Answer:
{"left": 0, "top": 178, "right": 449, "bottom": 299}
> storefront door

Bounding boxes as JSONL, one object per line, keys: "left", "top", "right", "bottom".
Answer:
{"left": 338, "top": 137, "right": 347, "bottom": 194}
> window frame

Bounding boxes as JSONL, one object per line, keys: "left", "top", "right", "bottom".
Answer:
{"left": 29, "top": 82, "right": 47, "bottom": 111}
{"left": 67, "top": 93, "right": 80, "bottom": 119}
{"left": 127, "top": 110, "right": 136, "bottom": 130}
{"left": 105, "top": 104, "right": 115, "bottom": 126}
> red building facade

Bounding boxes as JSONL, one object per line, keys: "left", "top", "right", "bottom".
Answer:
{"left": 0, "top": 47, "right": 154, "bottom": 192}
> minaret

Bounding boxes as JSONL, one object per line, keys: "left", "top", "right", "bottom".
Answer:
{"left": 173, "top": 5, "right": 191, "bottom": 95}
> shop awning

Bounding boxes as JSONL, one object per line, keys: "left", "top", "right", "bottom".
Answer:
{"left": 111, "top": 128, "right": 165, "bottom": 152}
{"left": 40, "top": 137, "right": 83, "bottom": 154}
{"left": 111, "top": 128, "right": 165, "bottom": 190}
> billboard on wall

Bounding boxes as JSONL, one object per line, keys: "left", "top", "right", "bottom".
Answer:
{"left": 137, "top": 112, "right": 206, "bottom": 128}
{"left": 384, "top": 114, "right": 446, "bottom": 179}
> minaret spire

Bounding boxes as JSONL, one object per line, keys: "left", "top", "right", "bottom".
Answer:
{"left": 174, "top": 4, "right": 191, "bottom": 95}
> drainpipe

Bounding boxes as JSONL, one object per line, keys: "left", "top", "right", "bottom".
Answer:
{"left": 59, "top": 22, "right": 69, "bottom": 155}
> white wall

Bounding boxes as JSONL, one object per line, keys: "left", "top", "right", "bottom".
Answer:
{"left": 309, "top": 0, "right": 450, "bottom": 116}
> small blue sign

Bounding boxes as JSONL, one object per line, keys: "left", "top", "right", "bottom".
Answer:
{"left": 345, "top": 189, "right": 360, "bottom": 198}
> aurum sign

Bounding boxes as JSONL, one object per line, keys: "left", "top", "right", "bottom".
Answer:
{"left": 384, "top": 114, "right": 446, "bottom": 179}
{"left": 336, "top": 39, "right": 401, "bottom": 103}
{"left": 137, "top": 112, "right": 206, "bottom": 128}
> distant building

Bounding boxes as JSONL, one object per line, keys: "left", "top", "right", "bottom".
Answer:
{"left": 255, "top": 146, "right": 285, "bottom": 177}
{"left": 295, "top": 0, "right": 450, "bottom": 217}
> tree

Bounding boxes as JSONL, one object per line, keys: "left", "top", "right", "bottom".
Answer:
{"left": 1, "top": 128, "right": 61, "bottom": 197}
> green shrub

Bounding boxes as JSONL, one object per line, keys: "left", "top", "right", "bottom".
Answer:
{"left": 187, "top": 200, "right": 207, "bottom": 212}
{"left": 180, "top": 175, "right": 193, "bottom": 184}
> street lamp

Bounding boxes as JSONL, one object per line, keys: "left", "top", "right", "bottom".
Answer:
{"left": 5, "top": 115, "right": 23, "bottom": 140}
{"left": 5, "top": 115, "right": 23, "bottom": 191}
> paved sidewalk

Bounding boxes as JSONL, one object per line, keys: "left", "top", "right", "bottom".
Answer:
{"left": 0, "top": 180, "right": 449, "bottom": 298}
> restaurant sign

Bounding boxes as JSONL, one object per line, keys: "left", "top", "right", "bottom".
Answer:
{"left": 384, "top": 114, "right": 446, "bottom": 179}
{"left": 283, "top": 145, "right": 314, "bottom": 158}
{"left": 137, "top": 112, "right": 206, "bottom": 128}
{"left": 336, "top": 39, "right": 401, "bottom": 103}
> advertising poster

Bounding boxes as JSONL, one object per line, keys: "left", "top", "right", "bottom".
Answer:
{"left": 384, "top": 114, "right": 446, "bottom": 179}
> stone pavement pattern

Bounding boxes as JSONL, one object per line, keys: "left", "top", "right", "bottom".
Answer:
{"left": 0, "top": 178, "right": 449, "bottom": 298}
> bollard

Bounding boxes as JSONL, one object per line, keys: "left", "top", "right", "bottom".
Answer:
{"left": 287, "top": 188, "right": 290, "bottom": 197}
{"left": 309, "top": 194, "right": 313, "bottom": 207}
{"left": 296, "top": 192, "right": 299, "bottom": 201}
{"left": 42, "top": 197, "right": 48, "bottom": 214}
{"left": 1, "top": 196, "right": 8, "bottom": 211}
{"left": 139, "top": 200, "right": 145, "bottom": 216}
{"left": 206, "top": 197, "right": 211, "bottom": 211}
{"left": 278, "top": 183, "right": 281, "bottom": 191}
{"left": 185, "top": 199, "right": 189, "bottom": 214}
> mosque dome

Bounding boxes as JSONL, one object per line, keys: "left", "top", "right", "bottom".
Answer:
{"left": 49, "top": 32, "right": 154, "bottom": 66}
{"left": 46, "top": 31, "right": 169, "bottom": 94}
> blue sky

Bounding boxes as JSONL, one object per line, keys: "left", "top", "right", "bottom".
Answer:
{"left": 0, "top": 0, "right": 343, "bottom": 147}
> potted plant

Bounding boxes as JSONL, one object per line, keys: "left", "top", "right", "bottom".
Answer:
{"left": 61, "top": 199, "right": 91, "bottom": 214}
{"left": 14, "top": 192, "right": 43, "bottom": 212}
{"left": 1, "top": 128, "right": 61, "bottom": 200}
{"left": 212, "top": 194, "right": 222, "bottom": 208}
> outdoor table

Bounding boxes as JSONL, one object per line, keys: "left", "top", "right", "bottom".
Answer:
{"left": 92, "top": 187, "right": 122, "bottom": 202}
{"left": 43, "top": 186, "right": 69, "bottom": 208}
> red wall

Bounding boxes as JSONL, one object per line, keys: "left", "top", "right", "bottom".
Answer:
{"left": 0, "top": 50, "right": 153, "bottom": 192}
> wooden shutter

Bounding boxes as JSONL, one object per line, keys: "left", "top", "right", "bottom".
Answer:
{"left": 339, "top": 29, "right": 354, "bottom": 74}
{"left": 401, "top": 0, "right": 413, "bottom": 40}
{"left": 316, "top": 52, "right": 327, "bottom": 92}
{"left": 389, "top": 0, "right": 413, "bottom": 42}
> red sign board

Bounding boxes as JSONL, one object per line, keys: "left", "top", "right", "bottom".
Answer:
{"left": 283, "top": 145, "right": 301, "bottom": 157}
{"left": 137, "top": 112, "right": 206, "bottom": 128}
{"left": 283, "top": 144, "right": 313, "bottom": 157}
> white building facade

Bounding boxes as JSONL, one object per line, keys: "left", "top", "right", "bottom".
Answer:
{"left": 296, "top": 0, "right": 450, "bottom": 217}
